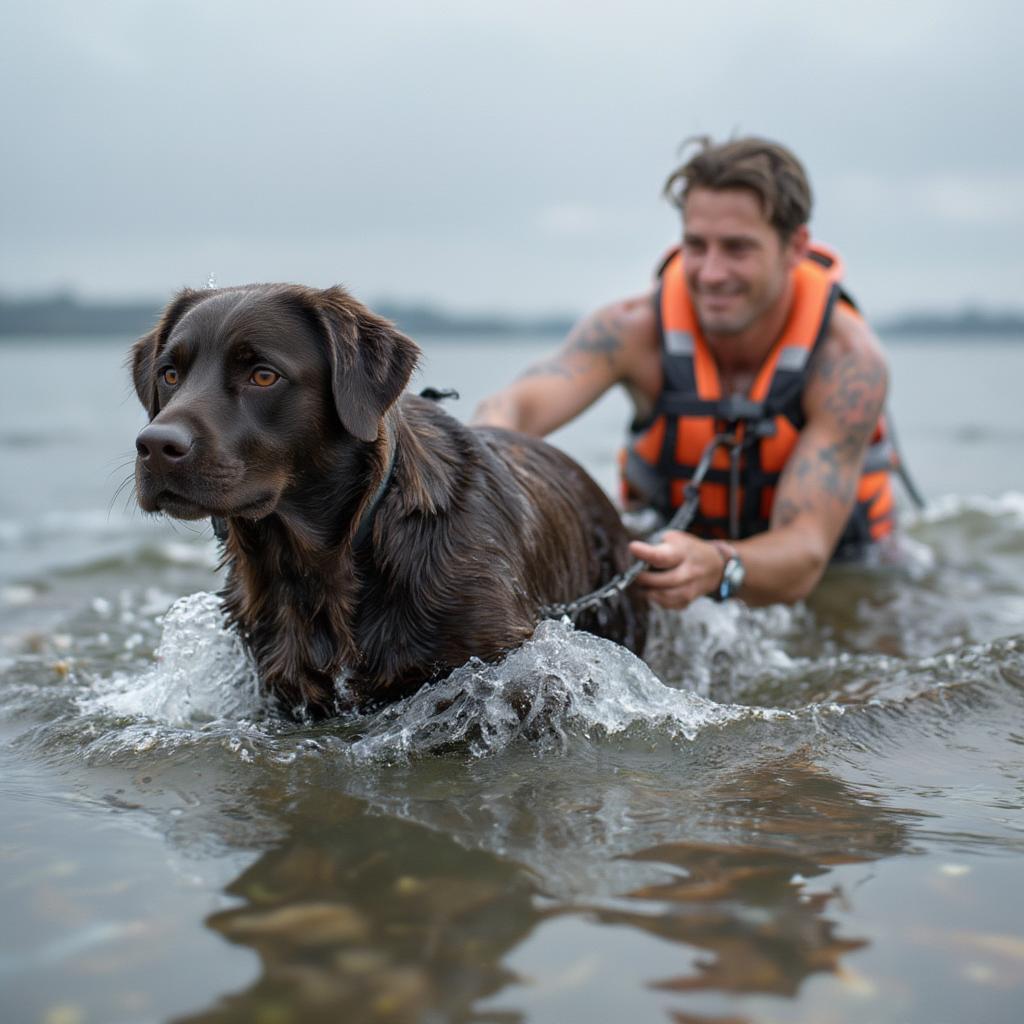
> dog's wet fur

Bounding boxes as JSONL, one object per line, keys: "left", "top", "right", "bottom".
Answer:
{"left": 131, "top": 284, "right": 647, "bottom": 718}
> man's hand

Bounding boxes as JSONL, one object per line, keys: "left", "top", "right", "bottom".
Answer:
{"left": 629, "top": 531, "right": 726, "bottom": 609}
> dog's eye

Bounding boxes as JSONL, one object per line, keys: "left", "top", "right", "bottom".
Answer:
{"left": 161, "top": 367, "right": 179, "bottom": 386}
{"left": 250, "top": 369, "right": 280, "bottom": 388}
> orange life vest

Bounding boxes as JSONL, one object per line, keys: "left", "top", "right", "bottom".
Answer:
{"left": 620, "top": 244, "right": 896, "bottom": 555}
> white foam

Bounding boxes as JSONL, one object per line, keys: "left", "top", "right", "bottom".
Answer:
{"left": 346, "top": 618, "right": 804, "bottom": 762}
{"left": 644, "top": 598, "right": 807, "bottom": 697}
{"left": 84, "top": 592, "right": 262, "bottom": 728}
{"left": 918, "top": 491, "right": 1024, "bottom": 525}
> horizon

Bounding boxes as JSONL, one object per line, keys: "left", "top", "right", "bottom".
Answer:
{"left": 3, "top": 288, "right": 1024, "bottom": 337}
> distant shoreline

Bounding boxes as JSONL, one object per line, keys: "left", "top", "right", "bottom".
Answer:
{"left": 1, "top": 293, "right": 1022, "bottom": 340}
{"left": 0, "top": 293, "right": 575, "bottom": 339}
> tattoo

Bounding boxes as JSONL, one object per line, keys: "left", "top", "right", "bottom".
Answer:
{"left": 514, "top": 305, "right": 627, "bottom": 383}
{"left": 517, "top": 358, "right": 574, "bottom": 381}
{"left": 810, "top": 339, "right": 885, "bottom": 443}
{"left": 779, "top": 436, "right": 861, "bottom": 520}
{"left": 773, "top": 497, "right": 803, "bottom": 527}
{"left": 566, "top": 308, "right": 625, "bottom": 368}
{"left": 815, "top": 443, "right": 858, "bottom": 504}
{"left": 773, "top": 336, "right": 886, "bottom": 524}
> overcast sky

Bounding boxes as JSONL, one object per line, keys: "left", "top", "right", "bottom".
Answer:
{"left": 2, "top": 0, "right": 1021, "bottom": 318}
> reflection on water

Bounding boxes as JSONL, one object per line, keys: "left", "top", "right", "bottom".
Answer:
{"left": 184, "top": 792, "right": 535, "bottom": 1023}
{"left": 165, "top": 756, "right": 914, "bottom": 1024}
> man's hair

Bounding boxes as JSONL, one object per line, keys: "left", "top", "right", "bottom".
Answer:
{"left": 663, "top": 136, "right": 813, "bottom": 240}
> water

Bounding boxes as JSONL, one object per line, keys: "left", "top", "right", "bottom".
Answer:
{"left": 1, "top": 334, "right": 1023, "bottom": 1023}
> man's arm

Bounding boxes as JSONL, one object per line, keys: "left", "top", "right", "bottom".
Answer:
{"left": 471, "top": 294, "right": 656, "bottom": 437}
{"left": 631, "top": 308, "right": 889, "bottom": 607}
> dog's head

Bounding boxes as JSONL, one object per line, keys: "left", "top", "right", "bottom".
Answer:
{"left": 131, "top": 284, "right": 419, "bottom": 520}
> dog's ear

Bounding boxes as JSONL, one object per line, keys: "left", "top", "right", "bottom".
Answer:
{"left": 129, "top": 288, "right": 208, "bottom": 418}
{"left": 312, "top": 287, "right": 421, "bottom": 443}
{"left": 130, "top": 328, "right": 161, "bottom": 418}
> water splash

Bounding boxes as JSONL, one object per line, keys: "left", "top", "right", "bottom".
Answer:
{"left": 643, "top": 599, "right": 808, "bottom": 700}
{"left": 69, "top": 592, "right": 826, "bottom": 764}
{"left": 83, "top": 591, "right": 262, "bottom": 728}
{"left": 345, "top": 618, "right": 778, "bottom": 761}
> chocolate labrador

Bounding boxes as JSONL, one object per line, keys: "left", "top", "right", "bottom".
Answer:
{"left": 131, "top": 284, "right": 647, "bottom": 717}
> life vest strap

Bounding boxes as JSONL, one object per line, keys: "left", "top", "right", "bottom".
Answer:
{"left": 655, "top": 392, "right": 779, "bottom": 432}
{"left": 862, "top": 437, "right": 897, "bottom": 474}
{"left": 662, "top": 393, "right": 763, "bottom": 421}
{"left": 625, "top": 447, "right": 783, "bottom": 489}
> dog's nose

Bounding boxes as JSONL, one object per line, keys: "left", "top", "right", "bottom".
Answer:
{"left": 136, "top": 422, "right": 195, "bottom": 473}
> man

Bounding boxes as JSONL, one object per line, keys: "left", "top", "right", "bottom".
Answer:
{"left": 472, "top": 136, "right": 896, "bottom": 609}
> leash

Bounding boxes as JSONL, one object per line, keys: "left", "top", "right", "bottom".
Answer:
{"left": 539, "top": 431, "right": 745, "bottom": 620}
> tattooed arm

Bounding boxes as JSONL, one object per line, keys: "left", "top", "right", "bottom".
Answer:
{"left": 631, "top": 306, "right": 888, "bottom": 608}
{"left": 731, "top": 307, "right": 888, "bottom": 604}
{"left": 471, "top": 293, "right": 659, "bottom": 437}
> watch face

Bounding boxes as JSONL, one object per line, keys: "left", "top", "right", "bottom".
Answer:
{"left": 722, "top": 556, "right": 745, "bottom": 596}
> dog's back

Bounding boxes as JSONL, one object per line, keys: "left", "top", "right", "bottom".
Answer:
{"left": 305, "top": 395, "right": 647, "bottom": 705}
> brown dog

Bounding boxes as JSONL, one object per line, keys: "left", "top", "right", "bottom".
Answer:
{"left": 131, "top": 284, "right": 647, "bottom": 717}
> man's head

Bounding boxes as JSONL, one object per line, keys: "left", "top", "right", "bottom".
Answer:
{"left": 664, "top": 137, "right": 813, "bottom": 337}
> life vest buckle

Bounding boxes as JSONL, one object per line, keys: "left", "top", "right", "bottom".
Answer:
{"left": 717, "top": 395, "right": 767, "bottom": 424}
{"left": 714, "top": 396, "right": 777, "bottom": 441}
{"left": 748, "top": 418, "right": 777, "bottom": 439}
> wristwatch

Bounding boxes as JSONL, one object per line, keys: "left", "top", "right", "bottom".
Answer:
{"left": 711, "top": 541, "right": 746, "bottom": 600}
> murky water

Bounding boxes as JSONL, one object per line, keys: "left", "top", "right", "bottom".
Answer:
{"left": 1, "top": 335, "right": 1023, "bottom": 1023}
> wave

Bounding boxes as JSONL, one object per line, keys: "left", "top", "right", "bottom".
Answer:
{"left": 916, "top": 490, "right": 1024, "bottom": 525}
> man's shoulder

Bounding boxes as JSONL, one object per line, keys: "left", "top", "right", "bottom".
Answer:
{"left": 568, "top": 290, "right": 662, "bottom": 399}
{"left": 574, "top": 290, "right": 661, "bottom": 362}
{"left": 818, "top": 302, "right": 887, "bottom": 372}
{"left": 600, "top": 290, "right": 659, "bottom": 338}
{"left": 803, "top": 303, "right": 888, "bottom": 419}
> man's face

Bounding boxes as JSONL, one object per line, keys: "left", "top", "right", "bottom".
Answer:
{"left": 681, "top": 187, "right": 806, "bottom": 337}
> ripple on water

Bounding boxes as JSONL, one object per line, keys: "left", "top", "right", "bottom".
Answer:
{"left": 3, "top": 509, "right": 1022, "bottom": 772}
